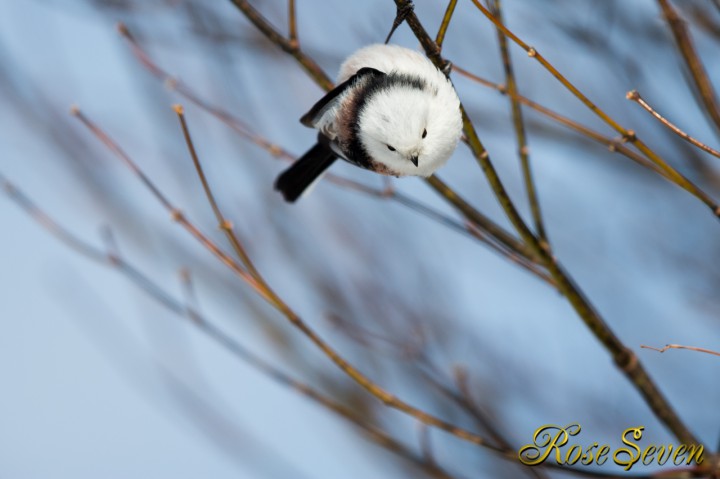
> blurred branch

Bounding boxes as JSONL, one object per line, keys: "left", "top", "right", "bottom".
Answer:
{"left": 118, "top": 23, "right": 546, "bottom": 282}
{"left": 451, "top": 65, "right": 668, "bottom": 179}
{"left": 657, "top": 0, "right": 720, "bottom": 136}
{"left": 71, "top": 107, "right": 504, "bottom": 450}
{"left": 226, "top": 0, "right": 333, "bottom": 91}
{"left": 424, "top": 175, "right": 539, "bottom": 263}
{"left": 220, "top": 0, "right": 701, "bottom": 448}
{"left": 287, "top": 0, "right": 298, "bottom": 48}
{"left": 468, "top": 0, "right": 720, "bottom": 220}
{"left": 627, "top": 90, "right": 720, "bottom": 159}
{"left": 435, "top": 0, "right": 458, "bottom": 51}
{"left": 390, "top": 0, "right": 700, "bottom": 447}
{"left": 174, "top": 104, "right": 262, "bottom": 279}
{"left": 0, "top": 173, "right": 458, "bottom": 479}
{"left": 490, "top": 0, "right": 548, "bottom": 246}
{"left": 641, "top": 344, "right": 720, "bottom": 358}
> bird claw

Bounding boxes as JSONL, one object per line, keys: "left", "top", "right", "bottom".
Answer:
{"left": 385, "top": 1, "right": 415, "bottom": 44}
{"left": 440, "top": 60, "right": 453, "bottom": 77}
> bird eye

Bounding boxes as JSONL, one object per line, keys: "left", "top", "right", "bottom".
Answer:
{"left": 422, "top": 128, "right": 427, "bottom": 139}
{"left": 387, "top": 145, "right": 396, "bottom": 151}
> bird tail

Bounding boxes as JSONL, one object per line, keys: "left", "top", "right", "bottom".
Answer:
{"left": 275, "top": 141, "right": 337, "bottom": 202}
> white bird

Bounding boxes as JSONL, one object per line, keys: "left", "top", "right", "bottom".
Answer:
{"left": 275, "top": 44, "right": 463, "bottom": 202}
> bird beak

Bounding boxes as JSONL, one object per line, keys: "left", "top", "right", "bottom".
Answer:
{"left": 410, "top": 155, "right": 419, "bottom": 167}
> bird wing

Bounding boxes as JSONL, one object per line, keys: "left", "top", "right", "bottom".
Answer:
{"left": 299, "top": 67, "right": 385, "bottom": 130}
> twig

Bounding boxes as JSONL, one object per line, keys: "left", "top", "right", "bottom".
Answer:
{"left": 71, "top": 107, "right": 502, "bottom": 450}
{"left": 468, "top": 0, "right": 720, "bottom": 220}
{"left": 657, "top": 0, "right": 720, "bottom": 135}
{"left": 226, "top": 0, "right": 333, "bottom": 91}
{"left": 173, "top": 104, "right": 262, "bottom": 279}
{"left": 641, "top": 344, "right": 720, "bottom": 358}
{"left": 424, "top": 175, "right": 539, "bottom": 263}
{"left": 490, "top": 0, "right": 548, "bottom": 246}
{"left": 627, "top": 90, "right": 720, "bottom": 159}
{"left": 288, "top": 0, "right": 298, "bottom": 48}
{"left": 390, "top": 0, "right": 700, "bottom": 447}
{"left": 118, "top": 24, "right": 545, "bottom": 280}
{"left": 451, "top": 65, "right": 668, "bottom": 178}
{"left": 435, "top": 0, "right": 458, "bottom": 51}
{"left": 0, "top": 173, "right": 458, "bottom": 479}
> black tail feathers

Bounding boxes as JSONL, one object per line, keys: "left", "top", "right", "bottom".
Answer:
{"left": 275, "top": 141, "right": 336, "bottom": 202}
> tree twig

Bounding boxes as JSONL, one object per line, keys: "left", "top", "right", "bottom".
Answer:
{"left": 641, "top": 344, "right": 720, "bottom": 358}
{"left": 451, "top": 64, "right": 668, "bottom": 178}
{"left": 288, "top": 0, "right": 298, "bottom": 48}
{"left": 71, "top": 106, "right": 503, "bottom": 450}
{"left": 0, "top": 173, "right": 459, "bottom": 479}
{"left": 390, "top": 0, "right": 700, "bottom": 447}
{"left": 627, "top": 90, "right": 720, "bottom": 159}
{"left": 226, "top": 0, "right": 333, "bottom": 91}
{"left": 490, "top": 0, "right": 548, "bottom": 245}
{"left": 468, "top": 0, "right": 720, "bottom": 220}
{"left": 118, "top": 23, "right": 545, "bottom": 280}
{"left": 657, "top": 0, "right": 720, "bottom": 136}
{"left": 435, "top": 0, "right": 458, "bottom": 51}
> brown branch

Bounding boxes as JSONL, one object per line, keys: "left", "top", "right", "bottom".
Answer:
{"left": 173, "top": 104, "right": 262, "bottom": 279}
{"left": 451, "top": 64, "right": 668, "bottom": 178}
{"left": 71, "top": 107, "right": 505, "bottom": 450}
{"left": 223, "top": 0, "right": 700, "bottom": 447}
{"left": 627, "top": 90, "right": 720, "bottom": 159}
{"left": 226, "top": 0, "right": 333, "bottom": 91}
{"left": 391, "top": 0, "right": 700, "bottom": 447}
{"left": 287, "top": 0, "right": 298, "bottom": 48}
{"left": 118, "top": 23, "right": 546, "bottom": 281}
{"left": 0, "top": 173, "right": 458, "bottom": 479}
{"left": 435, "top": 0, "right": 458, "bottom": 51}
{"left": 468, "top": 0, "right": 720, "bottom": 220}
{"left": 657, "top": 0, "right": 720, "bottom": 135}
{"left": 424, "top": 175, "right": 539, "bottom": 263}
{"left": 641, "top": 344, "right": 720, "bottom": 358}
{"left": 491, "top": 0, "right": 548, "bottom": 245}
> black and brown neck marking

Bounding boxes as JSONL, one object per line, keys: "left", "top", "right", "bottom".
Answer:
{"left": 338, "top": 72, "right": 427, "bottom": 169}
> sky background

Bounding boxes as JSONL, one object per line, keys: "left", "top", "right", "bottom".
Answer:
{"left": 1, "top": 1, "right": 719, "bottom": 478}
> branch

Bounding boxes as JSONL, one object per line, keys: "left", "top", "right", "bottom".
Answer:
{"left": 491, "top": 0, "right": 548, "bottom": 245}
{"left": 435, "top": 0, "right": 458, "bottom": 51}
{"left": 391, "top": 0, "right": 700, "bottom": 447}
{"left": 657, "top": 0, "right": 720, "bottom": 136}
{"left": 641, "top": 344, "right": 720, "bottom": 358}
{"left": 451, "top": 65, "right": 668, "bottom": 179}
{"left": 468, "top": 0, "right": 720, "bottom": 220}
{"left": 0, "top": 173, "right": 458, "bottom": 479}
{"left": 627, "top": 90, "right": 720, "bottom": 159}
{"left": 71, "top": 106, "right": 502, "bottom": 450}
{"left": 226, "top": 0, "right": 333, "bottom": 91}
{"left": 118, "top": 23, "right": 546, "bottom": 282}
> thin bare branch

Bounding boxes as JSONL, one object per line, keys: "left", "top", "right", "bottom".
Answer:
{"left": 435, "top": 0, "right": 458, "bottom": 51}
{"left": 468, "top": 0, "right": 720, "bottom": 220}
{"left": 390, "top": 0, "right": 700, "bottom": 447}
{"left": 71, "top": 107, "right": 503, "bottom": 450}
{"left": 118, "top": 24, "right": 545, "bottom": 280}
{"left": 627, "top": 90, "right": 720, "bottom": 159}
{"left": 173, "top": 104, "right": 262, "bottom": 279}
{"left": 641, "top": 344, "right": 720, "bottom": 358}
{"left": 288, "top": 0, "right": 298, "bottom": 48}
{"left": 226, "top": 0, "right": 333, "bottom": 91}
{"left": 657, "top": 0, "right": 720, "bottom": 135}
{"left": 451, "top": 64, "right": 668, "bottom": 178}
{"left": 491, "top": 0, "right": 548, "bottom": 245}
{"left": 0, "top": 174, "right": 458, "bottom": 479}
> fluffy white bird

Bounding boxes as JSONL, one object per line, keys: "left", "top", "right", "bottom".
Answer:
{"left": 275, "top": 44, "right": 463, "bottom": 202}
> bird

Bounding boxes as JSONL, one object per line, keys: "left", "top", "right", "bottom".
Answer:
{"left": 275, "top": 43, "right": 463, "bottom": 202}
